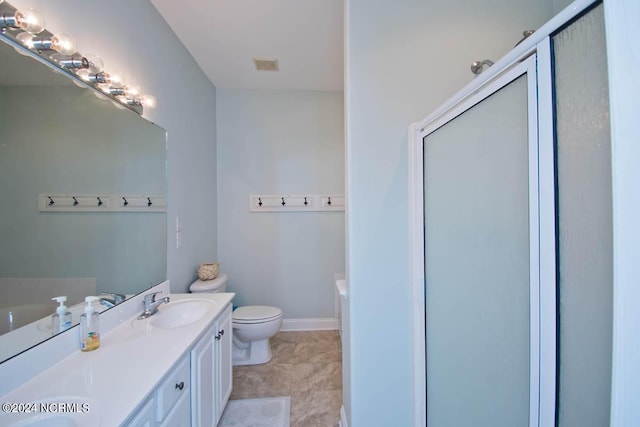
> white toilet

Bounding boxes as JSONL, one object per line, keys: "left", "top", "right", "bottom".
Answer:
{"left": 190, "top": 273, "right": 283, "bottom": 366}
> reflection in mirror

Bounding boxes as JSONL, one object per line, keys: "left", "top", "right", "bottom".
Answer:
{"left": 0, "top": 37, "right": 167, "bottom": 363}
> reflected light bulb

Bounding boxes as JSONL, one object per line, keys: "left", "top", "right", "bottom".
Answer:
{"left": 141, "top": 95, "right": 157, "bottom": 109}
{"left": 15, "top": 8, "right": 45, "bottom": 34}
{"left": 51, "top": 33, "right": 76, "bottom": 55}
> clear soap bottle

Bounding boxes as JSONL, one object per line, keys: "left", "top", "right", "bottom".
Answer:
{"left": 80, "top": 296, "right": 100, "bottom": 352}
{"left": 51, "top": 296, "right": 72, "bottom": 334}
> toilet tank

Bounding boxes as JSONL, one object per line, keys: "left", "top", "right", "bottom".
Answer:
{"left": 190, "top": 273, "right": 228, "bottom": 293}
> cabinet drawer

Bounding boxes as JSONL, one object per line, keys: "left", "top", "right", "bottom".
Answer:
{"left": 156, "top": 355, "right": 190, "bottom": 422}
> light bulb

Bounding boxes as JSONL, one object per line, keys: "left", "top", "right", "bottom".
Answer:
{"left": 84, "top": 54, "right": 104, "bottom": 74}
{"left": 125, "top": 85, "right": 141, "bottom": 98}
{"left": 141, "top": 95, "right": 157, "bottom": 109}
{"left": 15, "top": 8, "right": 45, "bottom": 34}
{"left": 108, "top": 72, "right": 125, "bottom": 89}
{"left": 15, "top": 32, "right": 34, "bottom": 49}
{"left": 51, "top": 33, "right": 76, "bottom": 55}
{"left": 76, "top": 69, "right": 90, "bottom": 81}
{"left": 0, "top": 7, "right": 46, "bottom": 34}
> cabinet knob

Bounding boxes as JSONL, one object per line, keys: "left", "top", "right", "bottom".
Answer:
{"left": 175, "top": 381, "right": 184, "bottom": 391}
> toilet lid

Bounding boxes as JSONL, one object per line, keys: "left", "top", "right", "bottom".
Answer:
{"left": 190, "top": 273, "right": 227, "bottom": 292}
{"left": 233, "top": 305, "right": 282, "bottom": 324}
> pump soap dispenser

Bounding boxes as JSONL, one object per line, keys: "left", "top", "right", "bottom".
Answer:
{"left": 51, "top": 296, "right": 72, "bottom": 334}
{"left": 80, "top": 296, "right": 100, "bottom": 352}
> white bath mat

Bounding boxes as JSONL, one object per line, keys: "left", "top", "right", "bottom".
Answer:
{"left": 218, "top": 396, "right": 291, "bottom": 427}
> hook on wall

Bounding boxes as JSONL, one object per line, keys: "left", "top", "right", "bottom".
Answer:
{"left": 48, "top": 196, "right": 55, "bottom": 206}
{"left": 72, "top": 196, "right": 79, "bottom": 206}
{"left": 147, "top": 197, "right": 152, "bottom": 207}
{"left": 249, "top": 194, "right": 344, "bottom": 212}
{"left": 97, "top": 197, "right": 103, "bottom": 206}
{"left": 122, "top": 197, "right": 128, "bottom": 206}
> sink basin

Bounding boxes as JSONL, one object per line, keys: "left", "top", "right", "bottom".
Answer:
{"left": 0, "top": 397, "right": 100, "bottom": 426}
{"left": 149, "top": 299, "right": 214, "bottom": 329}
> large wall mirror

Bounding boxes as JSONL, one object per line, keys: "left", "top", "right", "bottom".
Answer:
{"left": 0, "top": 36, "right": 167, "bottom": 363}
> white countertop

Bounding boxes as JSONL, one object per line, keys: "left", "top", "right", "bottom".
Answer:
{"left": 0, "top": 292, "right": 235, "bottom": 426}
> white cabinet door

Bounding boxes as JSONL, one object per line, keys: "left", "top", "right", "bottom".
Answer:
{"left": 215, "top": 304, "right": 233, "bottom": 423}
{"left": 191, "top": 326, "right": 215, "bottom": 427}
{"left": 124, "top": 397, "right": 155, "bottom": 427}
{"left": 160, "top": 390, "right": 191, "bottom": 427}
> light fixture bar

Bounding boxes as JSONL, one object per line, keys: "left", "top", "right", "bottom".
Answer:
{"left": 0, "top": 0, "right": 155, "bottom": 115}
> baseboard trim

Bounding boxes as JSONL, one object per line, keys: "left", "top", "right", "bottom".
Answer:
{"left": 281, "top": 318, "right": 339, "bottom": 331}
{"left": 339, "top": 405, "right": 348, "bottom": 427}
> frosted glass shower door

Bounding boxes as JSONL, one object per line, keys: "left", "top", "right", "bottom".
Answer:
{"left": 423, "top": 60, "right": 539, "bottom": 427}
{"left": 553, "top": 4, "right": 612, "bottom": 426}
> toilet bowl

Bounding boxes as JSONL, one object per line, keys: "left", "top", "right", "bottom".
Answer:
{"left": 190, "top": 274, "right": 283, "bottom": 366}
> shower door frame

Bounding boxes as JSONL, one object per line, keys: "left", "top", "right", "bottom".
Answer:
{"left": 409, "top": 29, "right": 566, "bottom": 427}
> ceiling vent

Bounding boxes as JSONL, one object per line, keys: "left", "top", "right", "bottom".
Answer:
{"left": 253, "top": 58, "right": 279, "bottom": 71}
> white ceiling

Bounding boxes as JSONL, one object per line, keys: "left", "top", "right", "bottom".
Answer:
{"left": 150, "top": 0, "right": 344, "bottom": 92}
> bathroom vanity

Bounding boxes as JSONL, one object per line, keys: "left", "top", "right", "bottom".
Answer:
{"left": 0, "top": 286, "right": 234, "bottom": 426}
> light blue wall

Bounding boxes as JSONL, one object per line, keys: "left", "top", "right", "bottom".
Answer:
{"left": 216, "top": 89, "right": 345, "bottom": 318}
{"left": 345, "top": 0, "right": 555, "bottom": 424}
{"left": 10, "top": 0, "right": 219, "bottom": 293}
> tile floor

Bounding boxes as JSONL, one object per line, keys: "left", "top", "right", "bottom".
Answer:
{"left": 229, "top": 330, "right": 342, "bottom": 427}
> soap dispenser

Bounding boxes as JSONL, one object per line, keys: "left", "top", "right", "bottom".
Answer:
{"left": 51, "top": 296, "right": 72, "bottom": 334}
{"left": 80, "top": 296, "right": 100, "bottom": 352}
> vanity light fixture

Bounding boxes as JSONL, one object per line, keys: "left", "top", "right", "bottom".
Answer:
{"left": 0, "top": 1, "right": 155, "bottom": 114}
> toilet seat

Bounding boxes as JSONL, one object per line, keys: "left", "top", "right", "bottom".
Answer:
{"left": 232, "top": 305, "right": 282, "bottom": 324}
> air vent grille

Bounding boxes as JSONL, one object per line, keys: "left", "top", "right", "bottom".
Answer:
{"left": 253, "top": 58, "right": 279, "bottom": 71}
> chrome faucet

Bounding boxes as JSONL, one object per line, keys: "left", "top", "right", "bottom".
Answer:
{"left": 99, "top": 292, "right": 126, "bottom": 308}
{"left": 138, "top": 291, "right": 170, "bottom": 320}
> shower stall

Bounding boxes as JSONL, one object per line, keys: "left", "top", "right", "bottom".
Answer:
{"left": 410, "top": 1, "right": 612, "bottom": 425}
